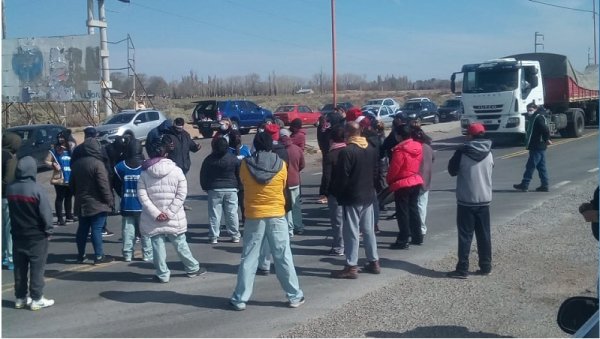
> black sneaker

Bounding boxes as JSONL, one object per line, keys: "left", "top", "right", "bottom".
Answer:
{"left": 535, "top": 186, "right": 549, "bottom": 192}
{"left": 187, "top": 267, "right": 207, "bottom": 278}
{"left": 76, "top": 256, "right": 91, "bottom": 264}
{"left": 327, "top": 248, "right": 344, "bottom": 256}
{"left": 446, "top": 270, "right": 468, "bottom": 279}
{"left": 256, "top": 268, "right": 270, "bottom": 276}
{"left": 474, "top": 269, "right": 492, "bottom": 276}
{"left": 513, "top": 183, "right": 528, "bottom": 192}
{"left": 94, "top": 256, "right": 114, "bottom": 265}
{"left": 102, "top": 230, "right": 114, "bottom": 238}
{"left": 389, "top": 242, "right": 409, "bottom": 250}
{"left": 66, "top": 217, "right": 78, "bottom": 223}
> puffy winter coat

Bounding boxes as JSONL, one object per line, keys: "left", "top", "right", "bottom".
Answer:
{"left": 386, "top": 138, "right": 423, "bottom": 192}
{"left": 138, "top": 158, "right": 188, "bottom": 237}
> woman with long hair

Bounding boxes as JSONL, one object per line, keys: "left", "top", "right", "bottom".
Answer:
{"left": 45, "top": 130, "right": 76, "bottom": 226}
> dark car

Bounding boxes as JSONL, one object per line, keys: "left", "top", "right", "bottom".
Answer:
{"left": 191, "top": 100, "right": 274, "bottom": 138}
{"left": 395, "top": 101, "right": 439, "bottom": 124}
{"left": 320, "top": 102, "right": 354, "bottom": 116}
{"left": 438, "top": 99, "right": 463, "bottom": 122}
{"left": 6, "top": 124, "right": 69, "bottom": 169}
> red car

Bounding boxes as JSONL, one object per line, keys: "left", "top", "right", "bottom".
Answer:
{"left": 273, "top": 104, "right": 321, "bottom": 126}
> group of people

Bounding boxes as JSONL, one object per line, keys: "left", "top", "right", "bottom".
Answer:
{"left": 0, "top": 98, "right": 585, "bottom": 311}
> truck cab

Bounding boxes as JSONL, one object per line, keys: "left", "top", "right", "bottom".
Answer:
{"left": 452, "top": 58, "right": 544, "bottom": 138}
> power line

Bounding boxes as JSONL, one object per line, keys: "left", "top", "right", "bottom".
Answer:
{"left": 528, "top": 0, "right": 598, "bottom": 14}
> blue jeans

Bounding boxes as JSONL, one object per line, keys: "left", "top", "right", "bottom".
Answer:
{"left": 328, "top": 195, "right": 344, "bottom": 252}
{"left": 207, "top": 190, "right": 240, "bottom": 240}
{"left": 287, "top": 186, "right": 303, "bottom": 233}
{"left": 151, "top": 233, "right": 199, "bottom": 282}
{"left": 231, "top": 217, "right": 303, "bottom": 308}
{"left": 122, "top": 215, "right": 152, "bottom": 261}
{"left": 342, "top": 203, "right": 379, "bottom": 266}
{"left": 2, "top": 198, "right": 13, "bottom": 264}
{"left": 522, "top": 149, "right": 549, "bottom": 187}
{"left": 76, "top": 212, "right": 107, "bottom": 259}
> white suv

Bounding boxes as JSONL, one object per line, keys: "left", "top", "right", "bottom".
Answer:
{"left": 365, "top": 98, "right": 401, "bottom": 112}
{"left": 96, "top": 109, "right": 167, "bottom": 144}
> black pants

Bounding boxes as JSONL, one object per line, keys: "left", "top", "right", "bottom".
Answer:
{"left": 13, "top": 237, "right": 49, "bottom": 300}
{"left": 393, "top": 186, "right": 422, "bottom": 244}
{"left": 456, "top": 204, "right": 492, "bottom": 273}
{"left": 54, "top": 185, "right": 73, "bottom": 221}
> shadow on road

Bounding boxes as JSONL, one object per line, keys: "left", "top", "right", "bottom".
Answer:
{"left": 99, "top": 290, "right": 287, "bottom": 310}
{"left": 366, "top": 326, "right": 513, "bottom": 338}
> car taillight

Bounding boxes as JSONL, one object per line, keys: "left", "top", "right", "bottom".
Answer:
{"left": 217, "top": 111, "right": 223, "bottom": 121}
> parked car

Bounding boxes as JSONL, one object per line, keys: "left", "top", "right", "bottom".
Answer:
{"left": 438, "top": 98, "right": 464, "bottom": 122}
{"left": 191, "top": 100, "right": 274, "bottom": 138}
{"left": 95, "top": 109, "right": 166, "bottom": 144}
{"left": 406, "top": 97, "right": 432, "bottom": 103}
{"left": 274, "top": 104, "right": 321, "bottom": 126}
{"left": 361, "top": 104, "right": 395, "bottom": 126}
{"left": 6, "top": 124, "right": 69, "bottom": 169}
{"left": 395, "top": 100, "right": 440, "bottom": 124}
{"left": 320, "top": 102, "right": 354, "bottom": 116}
{"left": 365, "top": 98, "right": 401, "bottom": 112}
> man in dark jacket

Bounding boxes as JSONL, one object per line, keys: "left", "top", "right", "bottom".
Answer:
{"left": 166, "top": 118, "right": 201, "bottom": 175}
{"left": 447, "top": 123, "right": 494, "bottom": 279}
{"left": 145, "top": 119, "right": 172, "bottom": 156}
{"left": 330, "top": 121, "right": 380, "bottom": 279}
{"left": 319, "top": 125, "right": 346, "bottom": 256}
{"left": 7, "top": 156, "right": 55, "bottom": 310}
{"left": 2, "top": 131, "right": 22, "bottom": 270}
{"left": 514, "top": 101, "right": 552, "bottom": 192}
{"left": 70, "top": 138, "right": 115, "bottom": 265}
{"left": 200, "top": 137, "right": 241, "bottom": 244}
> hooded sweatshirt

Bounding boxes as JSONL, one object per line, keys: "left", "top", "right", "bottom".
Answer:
{"left": 290, "top": 128, "right": 306, "bottom": 151}
{"left": 146, "top": 119, "right": 173, "bottom": 156}
{"left": 2, "top": 131, "right": 22, "bottom": 197}
{"left": 331, "top": 136, "right": 378, "bottom": 206}
{"left": 6, "top": 156, "right": 53, "bottom": 240}
{"left": 114, "top": 140, "right": 145, "bottom": 215}
{"left": 200, "top": 144, "right": 241, "bottom": 191}
{"left": 281, "top": 136, "right": 305, "bottom": 187}
{"left": 70, "top": 138, "right": 114, "bottom": 217}
{"left": 138, "top": 158, "right": 188, "bottom": 236}
{"left": 387, "top": 138, "right": 424, "bottom": 192}
{"left": 448, "top": 139, "right": 494, "bottom": 206}
{"left": 240, "top": 151, "right": 287, "bottom": 218}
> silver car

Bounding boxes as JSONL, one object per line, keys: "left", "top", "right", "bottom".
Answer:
{"left": 361, "top": 104, "right": 395, "bottom": 127}
{"left": 96, "top": 109, "right": 166, "bottom": 144}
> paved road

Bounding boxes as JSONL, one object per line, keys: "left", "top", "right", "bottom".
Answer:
{"left": 2, "top": 122, "right": 598, "bottom": 337}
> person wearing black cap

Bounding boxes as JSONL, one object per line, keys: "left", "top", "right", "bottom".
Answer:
{"left": 513, "top": 101, "right": 552, "bottom": 192}
{"left": 446, "top": 123, "right": 494, "bottom": 279}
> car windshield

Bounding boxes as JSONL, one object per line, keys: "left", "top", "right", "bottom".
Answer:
{"left": 276, "top": 106, "right": 295, "bottom": 113}
{"left": 463, "top": 69, "right": 518, "bottom": 93}
{"left": 443, "top": 100, "right": 461, "bottom": 108}
{"left": 104, "top": 113, "right": 135, "bottom": 124}
{"left": 402, "top": 102, "right": 422, "bottom": 110}
{"left": 367, "top": 100, "right": 383, "bottom": 105}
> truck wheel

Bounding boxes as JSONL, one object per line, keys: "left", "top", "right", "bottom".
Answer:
{"left": 201, "top": 128, "right": 213, "bottom": 138}
{"left": 562, "top": 110, "right": 585, "bottom": 138}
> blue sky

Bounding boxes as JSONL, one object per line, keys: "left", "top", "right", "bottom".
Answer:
{"left": 4, "top": 0, "right": 598, "bottom": 82}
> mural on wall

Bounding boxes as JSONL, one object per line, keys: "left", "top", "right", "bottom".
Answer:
{"left": 2, "top": 35, "right": 101, "bottom": 103}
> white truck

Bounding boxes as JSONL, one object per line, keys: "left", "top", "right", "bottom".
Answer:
{"left": 451, "top": 53, "right": 598, "bottom": 141}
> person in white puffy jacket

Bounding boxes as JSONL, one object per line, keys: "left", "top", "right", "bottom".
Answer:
{"left": 138, "top": 135, "right": 206, "bottom": 283}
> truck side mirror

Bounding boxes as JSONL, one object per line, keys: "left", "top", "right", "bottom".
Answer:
{"left": 450, "top": 73, "right": 456, "bottom": 93}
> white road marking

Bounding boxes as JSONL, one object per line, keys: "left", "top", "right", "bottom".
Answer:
{"left": 552, "top": 181, "right": 571, "bottom": 189}
{"left": 312, "top": 172, "right": 322, "bottom": 176}
{"left": 587, "top": 168, "right": 599, "bottom": 173}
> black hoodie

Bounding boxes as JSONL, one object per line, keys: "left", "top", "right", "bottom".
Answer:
{"left": 6, "top": 156, "right": 53, "bottom": 240}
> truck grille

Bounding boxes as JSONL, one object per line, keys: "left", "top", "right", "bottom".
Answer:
{"left": 476, "top": 115, "right": 501, "bottom": 119}
{"left": 473, "top": 104, "right": 503, "bottom": 114}
{"left": 483, "top": 124, "right": 500, "bottom": 131}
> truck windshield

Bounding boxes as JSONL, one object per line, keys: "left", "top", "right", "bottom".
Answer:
{"left": 463, "top": 69, "right": 518, "bottom": 93}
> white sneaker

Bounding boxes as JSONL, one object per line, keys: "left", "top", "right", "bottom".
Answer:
{"left": 30, "top": 296, "right": 55, "bottom": 311}
{"left": 15, "top": 297, "right": 32, "bottom": 309}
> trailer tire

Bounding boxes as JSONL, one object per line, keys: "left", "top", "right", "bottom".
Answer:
{"left": 561, "top": 110, "right": 585, "bottom": 138}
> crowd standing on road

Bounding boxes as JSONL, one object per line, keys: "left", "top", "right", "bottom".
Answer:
{"left": 3, "top": 100, "right": 566, "bottom": 311}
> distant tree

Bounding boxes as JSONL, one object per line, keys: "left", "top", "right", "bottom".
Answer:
{"left": 146, "top": 76, "right": 169, "bottom": 97}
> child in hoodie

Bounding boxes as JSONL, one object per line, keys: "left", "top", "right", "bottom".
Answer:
{"left": 6, "top": 156, "right": 55, "bottom": 310}
{"left": 114, "top": 139, "right": 153, "bottom": 262}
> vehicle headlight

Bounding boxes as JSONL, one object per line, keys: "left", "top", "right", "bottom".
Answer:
{"left": 450, "top": 110, "right": 458, "bottom": 115}
{"left": 506, "top": 117, "right": 520, "bottom": 128}
{"left": 107, "top": 129, "right": 119, "bottom": 135}
{"left": 408, "top": 114, "right": 416, "bottom": 118}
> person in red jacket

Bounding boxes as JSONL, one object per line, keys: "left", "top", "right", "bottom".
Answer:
{"left": 387, "top": 124, "right": 423, "bottom": 249}
{"left": 289, "top": 118, "right": 306, "bottom": 151}
{"left": 280, "top": 129, "right": 305, "bottom": 235}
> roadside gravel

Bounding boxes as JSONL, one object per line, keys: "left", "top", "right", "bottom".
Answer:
{"left": 280, "top": 179, "right": 598, "bottom": 338}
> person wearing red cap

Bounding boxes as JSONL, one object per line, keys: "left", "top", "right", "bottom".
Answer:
{"left": 345, "top": 107, "right": 362, "bottom": 122}
{"left": 446, "top": 123, "right": 494, "bottom": 279}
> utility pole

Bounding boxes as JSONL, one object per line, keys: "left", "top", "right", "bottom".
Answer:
{"left": 2, "top": 0, "right": 6, "bottom": 39}
{"left": 331, "top": 0, "right": 337, "bottom": 107}
{"left": 87, "top": 0, "right": 98, "bottom": 119}
{"left": 534, "top": 31, "right": 544, "bottom": 53}
{"left": 593, "top": 0, "right": 597, "bottom": 64}
{"left": 87, "top": 0, "right": 113, "bottom": 117}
